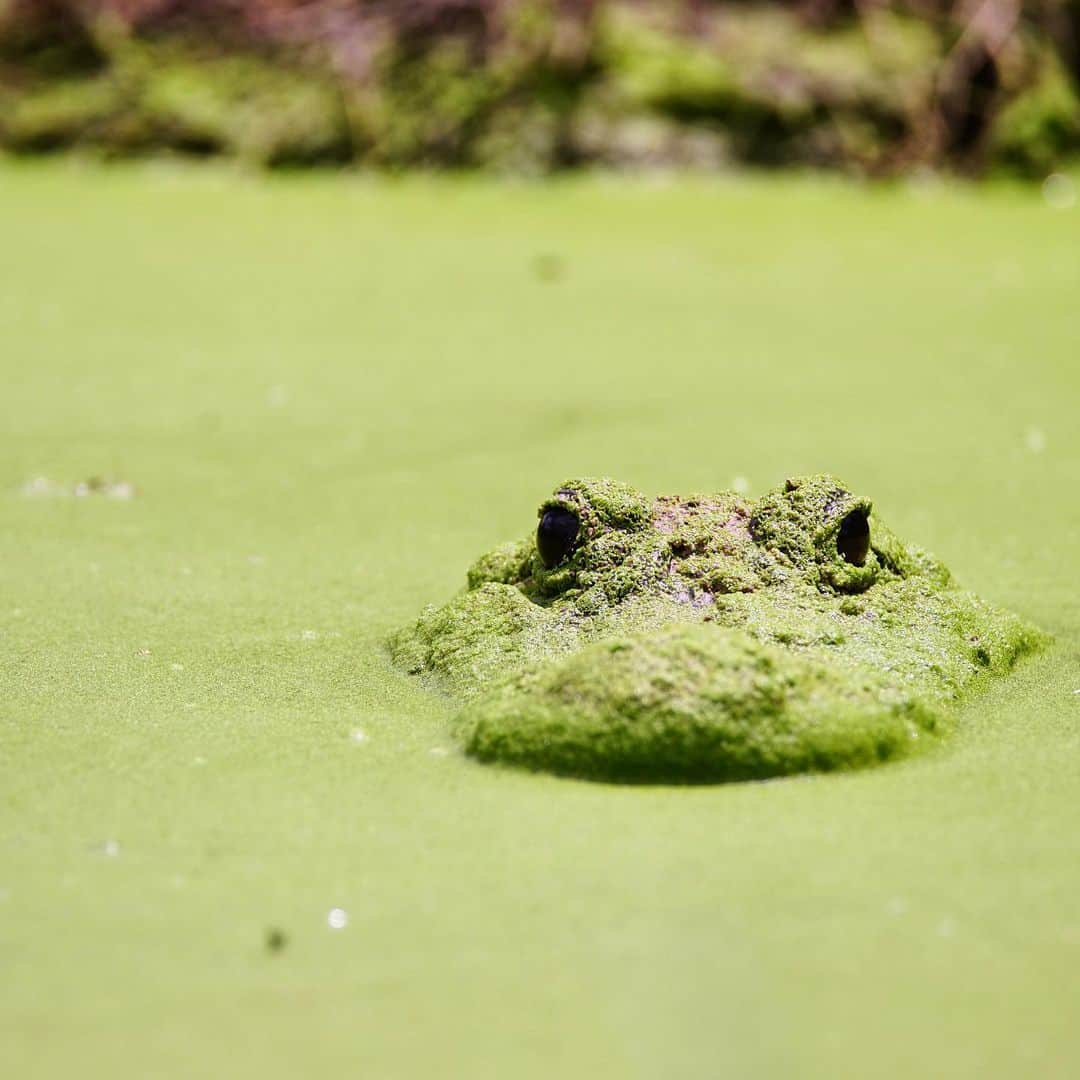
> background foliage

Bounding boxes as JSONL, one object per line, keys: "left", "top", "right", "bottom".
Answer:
{"left": 0, "top": 1, "right": 1078, "bottom": 173}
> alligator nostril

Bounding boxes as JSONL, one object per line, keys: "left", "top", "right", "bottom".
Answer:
{"left": 537, "top": 508, "right": 580, "bottom": 569}
{"left": 837, "top": 509, "right": 870, "bottom": 566}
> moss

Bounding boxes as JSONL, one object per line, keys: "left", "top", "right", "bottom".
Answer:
{"left": 991, "top": 48, "right": 1080, "bottom": 176}
{"left": 367, "top": 40, "right": 499, "bottom": 167}
{"left": 0, "top": 3, "right": 1076, "bottom": 173}
{"left": 0, "top": 43, "right": 351, "bottom": 163}
{"left": 750, "top": 474, "right": 882, "bottom": 592}
{"left": 467, "top": 539, "right": 534, "bottom": 590}
{"left": 388, "top": 582, "right": 579, "bottom": 701}
{"left": 0, "top": 76, "right": 122, "bottom": 151}
{"left": 139, "top": 54, "right": 351, "bottom": 166}
{"left": 593, "top": 6, "right": 942, "bottom": 169}
{"left": 462, "top": 624, "right": 941, "bottom": 783}
{"left": 393, "top": 473, "right": 1048, "bottom": 783}
{"left": 598, "top": 10, "right": 742, "bottom": 121}
{"left": 543, "top": 476, "right": 652, "bottom": 531}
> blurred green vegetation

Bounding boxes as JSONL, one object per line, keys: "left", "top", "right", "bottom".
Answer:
{"left": 0, "top": 1, "right": 1078, "bottom": 174}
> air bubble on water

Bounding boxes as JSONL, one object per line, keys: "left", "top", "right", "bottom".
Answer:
{"left": 1042, "top": 172, "right": 1076, "bottom": 210}
{"left": 103, "top": 840, "right": 120, "bottom": 857}
{"left": 731, "top": 475, "right": 750, "bottom": 495}
{"left": 1024, "top": 427, "right": 1047, "bottom": 453}
{"left": 885, "top": 897, "right": 907, "bottom": 916}
{"left": 248, "top": 555, "right": 266, "bottom": 567}
{"left": 193, "top": 756, "right": 207, "bottom": 766}
{"left": 937, "top": 917, "right": 956, "bottom": 938}
{"left": 171, "top": 663, "right": 184, "bottom": 672}
{"left": 301, "top": 629, "right": 318, "bottom": 641}
{"left": 350, "top": 729, "right": 368, "bottom": 744}
{"left": 267, "top": 385, "right": 289, "bottom": 408}
{"left": 429, "top": 747, "right": 449, "bottom": 757}
{"left": 327, "top": 908, "right": 348, "bottom": 930}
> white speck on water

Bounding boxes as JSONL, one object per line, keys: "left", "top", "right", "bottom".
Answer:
{"left": 12, "top": 608, "right": 22, "bottom": 617}
{"left": 1042, "top": 172, "right": 1077, "bottom": 210}
{"left": 301, "top": 629, "right": 318, "bottom": 641}
{"left": 183, "top": 702, "right": 198, "bottom": 710}
{"left": 350, "top": 729, "right": 368, "bottom": 744}
{"left": 181, "top": 567, "right": 193, "bottom": 576}
{"left": 267, "top": 384, "right": 289, "bottom": 407}
{"left": 21, "top": 476, "right": 135, "bottom": 499}
{"left": 193, "top": 756, "right": 207, "bottom": 766}
{"left": 21, "top": 476, "right": 55, "bottom": 497}
{"left": 1025, "top": 427, "right": 1047, "bottom": 453}
{"left": 247, "top": 554, "right": 266, "bottom": 567}
{"left": 429, "top": 747, "right": 450, "bottom": 757}
{"left": 136, "top": 648, "right": 152, "bottom": 657}
{"left": 886, "top": 897, "right": 907, "bottom": 916}
{"left": 170, "top": 663, "right": 184, "bottom": 672}
{"left": 731, "top": 475, "right": 750, "bottom": 495}
{"left": 937, "top": 917, "right": 956, "bottom": 938}
{"left": 327, "top": 908, "right": 348, "bottom": 930}
{"left": 103, "top": 840, "right": 120, "bottom": 857}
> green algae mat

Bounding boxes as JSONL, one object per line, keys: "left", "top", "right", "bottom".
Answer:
{"left": 2, "top": 161, "right": 1079, "bottom": 1078}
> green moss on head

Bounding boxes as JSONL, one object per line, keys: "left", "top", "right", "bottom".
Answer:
{"left": 467, "top": 539, "right": 533, "bottom": 589}
{"left": 751, "top": 475, "right": 888, "bottom": 592}
{"left": 543, "top": 477, "right": 652, "bottom": 533}
{"left": 389, "top": 582, "right": 577, "bottom": 701}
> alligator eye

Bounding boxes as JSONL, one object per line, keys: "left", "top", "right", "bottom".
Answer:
{"left": 537, "top": 508, "right": 580, "bottom": 569}
{"left": 837, "top": 509, "right": 870, "bottom": 566}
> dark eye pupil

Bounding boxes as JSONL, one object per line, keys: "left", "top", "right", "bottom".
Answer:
{"left": 837, "top": 510, "right": 870, "bottom": 566}
{"left": 537, "top": 509, "right": 579, "bottom": 569}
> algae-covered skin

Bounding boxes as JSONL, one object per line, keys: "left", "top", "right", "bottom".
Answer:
{"left": 391, "top": 475, "right": 1046, "bottom": 783}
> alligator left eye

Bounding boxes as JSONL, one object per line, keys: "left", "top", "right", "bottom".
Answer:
{"left": 837, "top": 509, "right": 870, "bottom": 566}
{"left": 537, "top": 508, "right": 580, "bottom": 569}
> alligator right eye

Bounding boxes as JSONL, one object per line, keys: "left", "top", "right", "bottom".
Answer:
{"left": 537, "top": 508, "right": 580, "bottom": 569}
{"left": 837, "top": 509, "right": 870, "bottom": 566}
